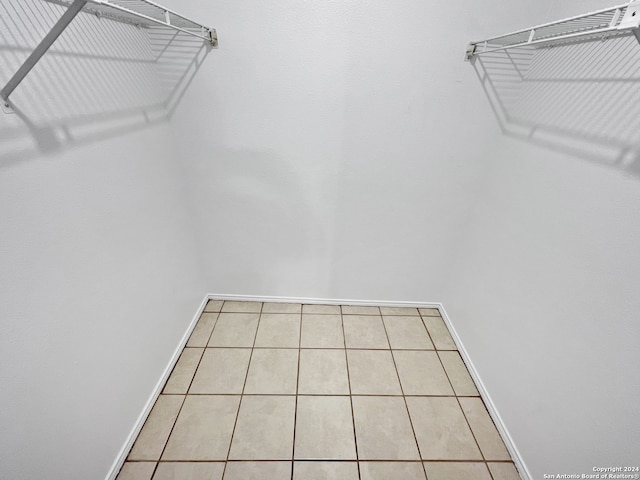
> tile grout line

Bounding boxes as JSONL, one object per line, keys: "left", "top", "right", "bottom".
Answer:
{"left": 379, "top": 312, "right": 429, "bottom": 480}
{"left": 341, "top": 306, "right": 362, "bottom": 480}
{"left": 221, "top": 302, "right": 264, "bottom": 478}
{"left": 290, "top": 310, "right": 302, "bottom": 479}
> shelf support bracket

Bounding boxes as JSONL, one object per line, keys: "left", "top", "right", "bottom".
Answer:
{"left": 1, "top": 0, "right": 88, "bottom": 109}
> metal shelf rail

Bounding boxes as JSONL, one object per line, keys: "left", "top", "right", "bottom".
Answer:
{"left": 465, "top": 0, "right": 640, "bottom": 61}
{"left": 1, "top": 0, "right": 217, "bottom": 113}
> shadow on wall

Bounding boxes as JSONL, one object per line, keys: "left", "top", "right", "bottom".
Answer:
{"left": 472, "top": 33, "right": 640, "bottom": 178}
{"left": 0, "top": 0, "right": 211, "bottom": 167}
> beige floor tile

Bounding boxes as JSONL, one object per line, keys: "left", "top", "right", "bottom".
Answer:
{"left": 423, "top": 462, "right": 491, "bottom": 480}
{"left": 459, "top": 397, "right": 511, "bottom": 460}
{"left": 406, "top": 397, "right": 482, "bottom": 460}
{"left": 379, "top": 306, "right": 419, "bottom": 316}
{"left": 244, "top": 349, "right": 298, "bottom": 394}
{"left": 352, "top": 396, "right": 420, "bottom": 460}
{"left": 262, "top": 302, "right": 302, "bottom": 314}
{"left": 418, "top": 307, "right": 440, "bottom": 316}
{"left": 360, "top": 462, "right": 426, "bottom": 480}
{"left": 343, "top": 316, "right": 389, "bottom": 349}
{"left": 393, "top": 351, "right": 453, "bottom": 395}
{"left": 189, "top": 348, "right": 251, "bottom": 394}
{"left": 423, "top": 316, "right": 456, "bottom": 350}
{"left": 302, "top": 304, "right": 341, "bottom": 314}
{"left": 162, "top": 395, "right": 240, "bottom": 460}
{"left": 164, "top": 348, "right": 203, "bottom": 394}
{"left": 116, "top": 462, "right": 156, "bottom": 480}
{"left": 298, "top": 349, "right": 349, "bottom": 394}
{"left": 221, "top": 301, "right": 262, "bottom": 313}
{"left": 204, "top": 300, "right": 224, "bottom": 312}
{"left": 294, "top": 396, "right": 356, "bottom": 459}
{"left": 128, "top": 395, "right": 184, "bottom": 460}
{"left": 382, "top": 316, "right": 434, "bottom": 349}
{"left": 187, "top": 313, "right": 218, "bottom": 347}
{"left": 223, "top": 462, "right": 291, "bottom": 479}
{"left": 152, "top": 462, "right": 224, "bottom": 480}
{"left": 342, "top": 305, "right": 380, "bottom": 315}
{"left": 254, "top": 313, "right": 300, "bottom": 348}
{"left": 438, "top": 351, "right": 479, "bottom": 396}
{"left": 228, "top": 396, "right": 296, "bottom": 459}
{"left": 487, "top": 462, "right": 522, "bottom": 480}
{"left": 300, "top": 314, "right": 344, "bottom": 348}
{"left": 208, "top": 313, "right": 259, "bottom": 347}
{"left": 294, "top": 462, "right": 359, "bottom": 479}
{"left": 347, "top": 350, "right": 401, "bottom": 395}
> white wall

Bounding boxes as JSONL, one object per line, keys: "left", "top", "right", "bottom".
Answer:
{"left": 0, "top": 3, "right": 206, "bottom": 479}
{"left": 166, "top": 0, "right": 555, "bottom": 301}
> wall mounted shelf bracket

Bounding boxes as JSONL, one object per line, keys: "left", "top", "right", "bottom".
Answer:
{"left": 465, "top": 0, "right": 640, "bottom": 61}
{"left": 1, "top": 0, "right": 217, "bottom": 114}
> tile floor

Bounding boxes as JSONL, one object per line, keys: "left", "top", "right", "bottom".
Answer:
{"left": 116, "top": 301, "right": 522, "bottom": 480}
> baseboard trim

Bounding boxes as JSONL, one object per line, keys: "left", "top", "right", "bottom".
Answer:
{"left": 206, "top": 293, "right": 442, "bottom": 308}
{"left": 104, "top": 294, "right": 210, "bottom": 480}
{"left": 106, "top": 293, "right": 531, "bottom": 480}
{"left": 438, "top": 304, "right": 532, "bottom": 480}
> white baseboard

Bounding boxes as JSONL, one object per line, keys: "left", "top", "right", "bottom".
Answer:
{"left": 438, "top": 304, "right": 532, "bottom": 480}
{"left": 104, "top": 294, "right": 210, "bottom": 480}
{"left": 106, "top": 293, "right": 531, "bottom": 480}
{"left": 206, "top": 293, "right": 442, "bottom": 308}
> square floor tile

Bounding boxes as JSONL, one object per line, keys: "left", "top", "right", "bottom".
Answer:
{"left": 294, "top": 462, "right": 359, "bottom": 479}
{"left": 221, "top": 301, "right": 262, "bottom": 313}
{"left": 128, "top": 395, "right": 184, "bottom": 460}
{"left": 204, "top": 300, "right": 224, "bottom": 312}
{"left": 298, "top": 349, "right": 349, "bottom": 394}
{"left": 382, "top": 316, "right": 434, "bottom": 349}
{"left": 393, "top": 351, "right": 453, "bottom": 395}
{"left": 189, "top": 348, "right": 251, "bottom": 394}
{"left": 116, "top": 462, "right": 156, "bottom": 480}
{"left": 223, "top": 462, "right": 291, "bottom": 479}
{"left": 208, "top": 313, "right": 259, "bottom": 347}
{"left": 459, "top": 397, "right": 511, "bottom": 460}
{"left": 300, "top": 314, "right": 344, "bottom": 348}
{"left": 406, "top": 397, "right": 481, "bottom": 460}
{"left": 342, "top": 305, "right": 380, "bottom": 315}
{"left": 152, "top": 462, "right": 224, "bottom": 480}
{"left": 164, "top": 348, "right": 203, "bottom": 394}
{"left": 347, "top": 350, "right": 401, "bottom": 395}
{"left": 352, "top": 396, "right": 420, "bottom": 460}
{"left": 228, "top": 396, "right": 296, "bottom": 459}
{"left": 244, "top": 349, "right": 298, "bottom": 394}
{"left": 254, "top": 313, "right": 300, "bottom": 348}
{"left": 294, "top": 396, "right": 356, "bottom": 459}
{"left": 423, "top": 316, "right": 456, "bottom": 350}
{"left": 262, "top": 302, "right": 302, "bottom": 314}
{"left": 424, "top": 462, "right": 491, "bottom": 480}
{"left": 379, "top": 306, "right": 419, "bottom": 316}
{"left": 488, "top": 462, "right": 522, "bottom": 480}
{"left": 343, "top": 316, "right": 389, "bottom": 349}
{"left": 438, "top": 351, "right": 479, "bottom": 396}
{"left": 187, "top": 313, "right": 218, "bottom": 347}
{"left": 418, "top": 307, "right": 440, "bottom": 316}
{"left": 162, "top": 395, "right": 240, "bottom": 460}
{"left": 360, "top": 462, "right": 426, "bottom": 480}
{"left": 302, "top": 304, "right": 341, "bottom": 314}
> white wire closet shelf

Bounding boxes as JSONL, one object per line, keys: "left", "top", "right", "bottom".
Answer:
{"left": 1, "top": 0, "right": 217, "bottom": 112}
{"left": 465, "top": 0, "right": 640, "bottom": 60}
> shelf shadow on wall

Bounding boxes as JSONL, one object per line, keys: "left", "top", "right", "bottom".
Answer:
{"left": 472, "top": 34, "right": 640, "bottom": 178}
{"left": 0, "top": 0, "right": 212, "bottom": 166}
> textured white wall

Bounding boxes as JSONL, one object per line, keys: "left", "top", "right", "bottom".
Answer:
{"left": 0, "top": 3, "right": 206, "bottom": 480}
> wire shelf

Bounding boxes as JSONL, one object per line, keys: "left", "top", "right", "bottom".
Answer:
{"left": 466, "top": 1, "right": 640, "bottom": 60}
